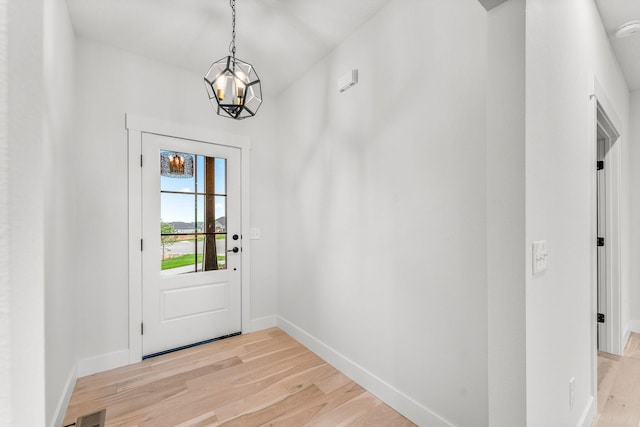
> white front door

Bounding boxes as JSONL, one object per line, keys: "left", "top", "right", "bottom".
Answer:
{"left": 141, "top": 132, "right": 241, "bottom": 357}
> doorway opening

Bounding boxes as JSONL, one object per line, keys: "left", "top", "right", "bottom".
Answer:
{"left": 141, "top": 133, "right": 242, "bottom": 358}
{"left": 595, "top": 103, "right": 621, "bottom": 356}
{"left": 591, "top": 95, "right": 623, "bottom": 422}
{"left": 126, "top": 114, "right": 252, "bottom": 363}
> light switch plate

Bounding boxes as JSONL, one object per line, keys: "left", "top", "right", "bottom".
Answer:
{"left": 532, "top": 240, "right": 548, "bottom": 274}
{"left": 250, "top": 228, "right": 261, "bottom": 240}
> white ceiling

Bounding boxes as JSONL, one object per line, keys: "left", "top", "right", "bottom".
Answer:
{"left": 595, "top": 0, "right": 640, "bottom": 91}
{"left": 66, "top": 0, "right": 640, "bottom": 95}
{"left": 66, "top": 0, "right": 393, "bottom": 95}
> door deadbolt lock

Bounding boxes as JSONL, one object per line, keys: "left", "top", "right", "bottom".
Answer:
{"left": 232, "top": 234, "right": 239, "bottom": 240}
{"left": 228, "top": 247, "right": 240, "bottom": 253}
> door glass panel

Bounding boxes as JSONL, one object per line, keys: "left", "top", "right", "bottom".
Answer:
{"left": 196, "top": 195, "right": 206, "bottom": 230}
{"left": 214, "top": 158, "right": 226, "bottom": 194}
{"left": 161, "top": 193, "right": 197, "bottom": 225}
{"left": 160, "top": 151, "right": 227, "bottom": 275}
{"left": 160, "top": 232, "right": 200, "bottom": 275}
{"left": 215, "top": 196, "right": 226, "bottom": 231}
{"left": 160, "top": 173, "right": 196, "bottom": 193}
{"left": 196, "top": 155, "right": 206, "bottom": 194}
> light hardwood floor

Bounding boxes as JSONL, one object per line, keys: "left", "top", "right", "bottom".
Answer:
{"left": 592, "top": 332, "right": 640, "bottom": 427}
{"left": 63, "top": 328, "right": 416, "bottom": 426}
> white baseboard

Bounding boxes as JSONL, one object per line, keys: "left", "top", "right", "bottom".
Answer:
{"left": 623, "top": 327, "right": 632, "bottom": 349}
{"left": 277, "top": 316, "right": 454, "bottom": 427}
{"left": 577, "top": 395, "right": 595, "bottom": 427}
{"left": 49, "top": 364, "right": 77, "bottom": 427}
{"left": 629, "top": 320, "right": 640, "bottom": 334}
{"left": 77, "top": 349, "right": 129, "bottom": 377}
{"left": 247, "top": 315, "right": 277, "bottom": 333}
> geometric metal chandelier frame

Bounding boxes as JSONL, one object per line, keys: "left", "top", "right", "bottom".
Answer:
{"left": 204, "top": 0, "right": 263, "bottom": 120}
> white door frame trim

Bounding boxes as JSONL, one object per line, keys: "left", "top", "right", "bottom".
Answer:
{"left": 588, "top": 75, "right": 623, "bottom": 415}
{"left": 597, "top": 104, "right": 622, "bottom": 354}
{"left": 125, "top": 114, "right": 252, "bottom": 363}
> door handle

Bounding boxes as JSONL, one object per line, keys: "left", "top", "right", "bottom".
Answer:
{"left": 227, "top": 247, "right": 240, "bottom": 253}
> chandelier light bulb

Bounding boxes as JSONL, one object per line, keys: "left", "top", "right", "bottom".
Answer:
{"left": 169, "top": 154, "right": 185, "bottom": 174}
{"left": 213, "top": 75, "right": 226, "bottom": 101}
{"left": 235, "top": 69, "right": 248, "bottom": 84}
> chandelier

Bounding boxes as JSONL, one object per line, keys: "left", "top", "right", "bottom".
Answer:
{"left": 204, "top": 0, "right": 263, "bottom": 120}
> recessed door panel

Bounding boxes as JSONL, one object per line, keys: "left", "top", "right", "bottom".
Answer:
{"left": 162, "top": 282, "right": 229, "bottom": 322}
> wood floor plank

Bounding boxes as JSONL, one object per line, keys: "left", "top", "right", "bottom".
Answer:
{"left": 598, "top": 357, "right": 640, "bottom": 427}
{"left": 266, "top": 382, "right": 367, "bottom": 426}
{"left": 316, "top": 371, "right": 355, "bottom": 394}
{"left": 198, "top": 354, "right": 327, "bottom": 421}
{"left": 356, "top": 401, "right": 417, "bottom": 426}
{"left": 593, "top": 333, "right": 640, "bottom": 427}
{"left": 62, "top": 328, "right": 415, "bottom": 427}
{"left": 219, "top": 384, "right": 326, "bottom": 426}
{"left": 597, "top": 351, "right": 622, "bottom": 413}
{"left": 279, "top": 363, "right": 341, "bottom": 394}
{"left": 303, "top": 391, "right": 384, "bottom": 426}
{"left": 118, "top": 355, "right": 243, "bottom": 394}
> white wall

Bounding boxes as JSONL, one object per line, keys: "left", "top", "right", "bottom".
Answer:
{"left": 0, "top": 0, "right": 9, "bottom": 423}
{"left": 5, "top": 0, "right": 46, "bottom": 425}
{"left": 630, "top": 90, "right": 640, "bottom": 331}
{"left": 73, "top": 38, "right": 278, "bottom": 363}
{"left": 486, "top": 0, "right": 526, "bottom": 425}
{"left": 276, "top": 0, "right": 488, "bottom": 425}
{"left": 43, "top": 0, "right": 78, "bottom": 424}
{"left": 525, "top": 0, "right": 629, "bottom": 425}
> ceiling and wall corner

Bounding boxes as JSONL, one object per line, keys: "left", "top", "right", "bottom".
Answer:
{"left": 65, "top": 0, "right": 394, "bottom": 96}
{"left": 595, "top": 0, "right": 640, "bottom": 92}
{"left": 478, "top": 0, "right": 510, "bottom": 11}
{"left": 62, "top": 0, "right": 640, "bottom": 97}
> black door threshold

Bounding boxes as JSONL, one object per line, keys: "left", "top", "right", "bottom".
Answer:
{"left": 142, "top": 332, "right": 241, "bottom": 360}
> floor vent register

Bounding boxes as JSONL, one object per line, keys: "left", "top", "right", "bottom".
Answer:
{"left": 75, "top": 409, "right": 106, "bottom": 427}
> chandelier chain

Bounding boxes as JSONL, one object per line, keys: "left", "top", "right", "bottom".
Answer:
{"left": 229, "top": 0, "right": 236, "bottom": 61}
